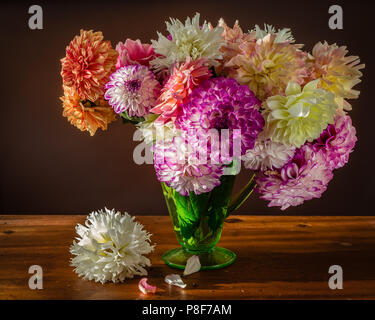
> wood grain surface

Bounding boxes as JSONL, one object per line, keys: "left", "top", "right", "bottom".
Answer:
{"left": 0, "top": 215, "right": 375, "bottom": 300}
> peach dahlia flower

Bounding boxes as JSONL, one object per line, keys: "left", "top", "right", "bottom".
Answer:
{"left": 150, "top": 57, "right": 211, "bottom": 124}
{"left": 218, "top": 19, "right": 254, "bottom": 62}
{"left": 61, "top": 86, "right": 116, "bottom": 136}
{"left": 61, "top": 30, "right": 118, "bottom": 102}
{"left": 225, "top": 34, "right": 308, "bottom": 100}
{"left": 308, "top": 41, "right": 365, "bottom": 110}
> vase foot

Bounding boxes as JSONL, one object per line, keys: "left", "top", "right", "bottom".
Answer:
{"left": 162, "top": 247, "right": 236, "bottom": 270}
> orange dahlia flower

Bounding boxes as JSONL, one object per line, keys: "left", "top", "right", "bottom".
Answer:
{"left": 61, "top": 86, "right": 116, "bottom": 136}
{"left": 61, "top": 30, "right": 118, "bottom": 102}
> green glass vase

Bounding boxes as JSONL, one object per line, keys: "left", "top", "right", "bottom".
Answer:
{"left": 161, "top": 173, "right": 256, "bottom": 270}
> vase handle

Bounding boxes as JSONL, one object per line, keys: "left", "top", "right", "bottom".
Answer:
{"left": 227, "top": 173, "right": 256, "bottom": 215}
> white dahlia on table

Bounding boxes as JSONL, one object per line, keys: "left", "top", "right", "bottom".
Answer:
{"left": 70, "top": 208, "right": 154, "bottom": 284}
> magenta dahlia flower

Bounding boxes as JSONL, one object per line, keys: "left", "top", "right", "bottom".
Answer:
{"left": 153, "top": 134, "right": 224, "bottom": 196}
{"left": 104, "top": 65, "right": 160, "bottom": 117}
{"left": 176, "top": 77, "right": 264, "bottom": 156}
{"left": 256, "top": 145, "right": 333, "bottom": 210}
{"left": 311, "top": 112, "right": 357, "bottom": 170}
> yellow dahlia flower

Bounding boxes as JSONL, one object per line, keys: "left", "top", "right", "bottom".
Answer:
{"left": 263, "top": 80, "right": 337, "bottom": 148}
{"left": 308, "top": 42, "right": 364, "bottom": 110}
{"left": 61, "top": 86, "right": 116, "bottom": 136}
{"left": 226, "top": 33, "right": 308, "bottom": 100}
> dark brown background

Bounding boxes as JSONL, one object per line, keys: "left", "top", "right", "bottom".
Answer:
{"left": 1, "top": 0, "right": 374, "bottom": 215}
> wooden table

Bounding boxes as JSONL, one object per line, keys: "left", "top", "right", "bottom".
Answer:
{"left": 0, "top": 215, "right": 374, "bottom": 300}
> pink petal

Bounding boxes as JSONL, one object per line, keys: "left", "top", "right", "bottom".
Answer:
{"left": 138, "top": 278, "right": 157, "bottom": 295}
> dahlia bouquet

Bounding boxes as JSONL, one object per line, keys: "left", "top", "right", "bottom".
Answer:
{"left": 60, "top": 13, "right": 364, "bottom": 269}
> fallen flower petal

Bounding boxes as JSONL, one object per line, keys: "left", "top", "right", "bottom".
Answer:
{"left": 164, "top": 274, "right": 187, "bottom": 288}
{"left": 138, "top": 278, "right": 157, "bottom": 294}
{"left": 183, "top": 255, "right": 201, "bottom": 276}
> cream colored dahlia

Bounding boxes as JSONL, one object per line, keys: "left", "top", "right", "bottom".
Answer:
{"left": 151, "top": 13, "right": 224, "bottom": 72}
{"left": 225, "top": 33, "right": 308, "bottom": 100}
{"left": 308, "top": 41, "right": 364, "bottom": 110}
{"left": 263, "top": 80, "right": 338, "bottom": 148}
{"left": 61, "top": 30, "right": 118, "bottom": 102}
{"left": 61, "top": 86, "right": 116, "bottom": 136}
{"left": 136, "top": 114, "right": 177, "bottom": 145}
{"left": 70, "top": 208, "right": 154, "bottom": 284}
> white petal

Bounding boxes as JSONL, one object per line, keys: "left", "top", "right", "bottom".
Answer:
{"left": 165, "top": 274, "right": 187, "bottom": 288}
{"left": 183, "top": 255, "right": 201, "bottom": 276}
{"left": 285, "top": 82, "right": 301, "bottom": 96}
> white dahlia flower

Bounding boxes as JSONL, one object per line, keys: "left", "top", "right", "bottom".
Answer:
{"left": 70, "top": 208, "right": 154, "bottom": 284}
{"left": 250, "top": 24, "right": 295, "bottom": 43}
{"left": 242, "top": 139, "right": 296, "bottom": 171}
{"left": 151, "top": 13, "right": 224, "bottom": 72}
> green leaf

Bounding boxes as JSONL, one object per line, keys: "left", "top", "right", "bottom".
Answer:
{"left": 207, "top": 175, "right": 236, "bottom": 231}
{"left": 173, "top": 191, "right": 198, "bottom": 240}
{"left": 120, "top": 111, "right": 144, "bottom": 125}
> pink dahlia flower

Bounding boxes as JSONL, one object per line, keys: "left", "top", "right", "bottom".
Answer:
{"left": 153, "top": 135, "right": 224, "bottom": 196}
{"left": 116, "top": 39, "right": 156, "bottom": 68}
{"left": 256, "top": 145, "right": 333, "bottom": 210}
{"left": 104, "top": 65, "right": 160, "bottom": 117}
{"left": 61, "top": 30, "right": 118, "bottom": 102}
{"left": 176, "top": 77, "right": 264, "bottom": 156}
{"left": 150, "top": 57, "right": 211, "bottom": 124}
{"left": 311, "top": 112, "right": 357, "bottom": 170}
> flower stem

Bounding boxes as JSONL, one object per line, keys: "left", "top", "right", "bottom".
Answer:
{"left": 227, "top": 174, "right": 257, "bottom": 215}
